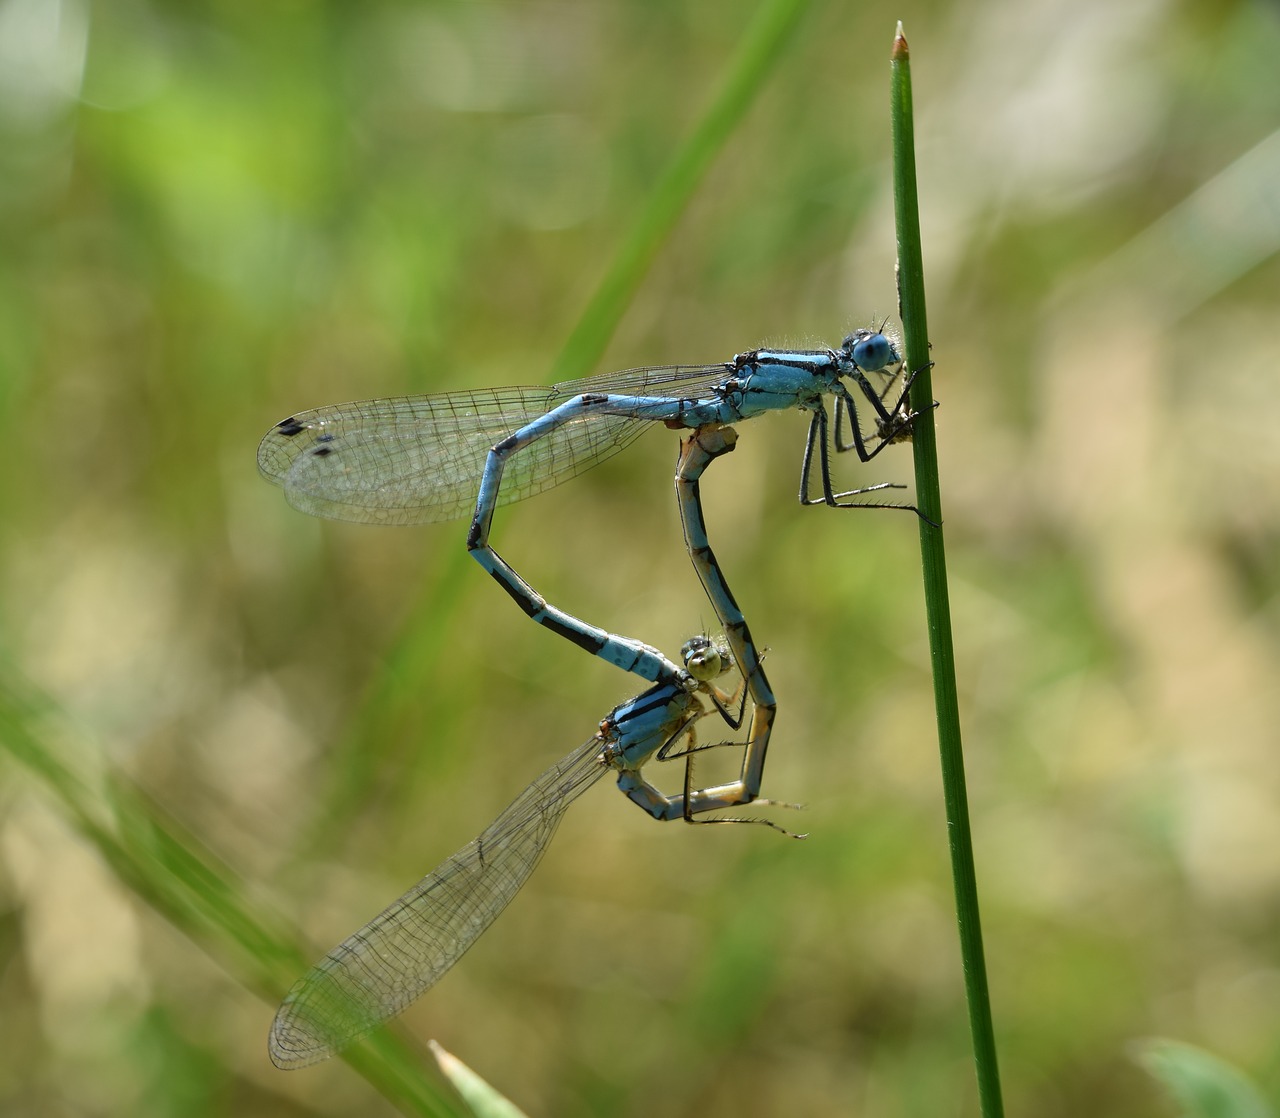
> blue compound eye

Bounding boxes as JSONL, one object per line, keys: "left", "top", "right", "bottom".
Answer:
{"left": 851, "top": 332, "right": 898, "bottom": 372}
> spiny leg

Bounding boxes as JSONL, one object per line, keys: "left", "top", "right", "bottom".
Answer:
{"left": 678, "top": 735, "right": 805, "bottom": 838}
{"left": 834, "top": 360, "right": 937, "bottom": 455}
{"left": 799, "top": 404, "right": 924, "bottom": 515}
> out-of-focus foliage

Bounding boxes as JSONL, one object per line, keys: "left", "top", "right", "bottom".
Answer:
{"left": 1137, "top": 1038, "right": 1274, "bottom": 1118}
{"left": 2, "top": 1, "right": 1280, "bottom": 1116}
{"left": 431, "top": 1041, "right": 531, "bottom": 1118}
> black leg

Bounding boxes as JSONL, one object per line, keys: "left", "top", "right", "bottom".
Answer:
{"left": 798, "top": 404, "right": 918, "bottom": 514}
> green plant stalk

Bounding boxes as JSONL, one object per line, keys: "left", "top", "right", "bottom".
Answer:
{"left": 889, "top": 24, "right": 1006, "bottom": 1118}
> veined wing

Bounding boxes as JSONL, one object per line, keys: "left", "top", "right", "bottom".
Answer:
{"left": 269, "top": 734, "right": 608, "bottom": 1069}
{"left": 259, "top": 386, "right": 561, "bottom": 525}
{"left": 554, "top": 359, "right": 734, "bottom": 400}
{"left": 256, "top": 363, "right": 734, "bottom": 526}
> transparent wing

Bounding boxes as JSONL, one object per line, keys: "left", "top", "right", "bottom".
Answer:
{"left": 552, "top": 360, "right": 734, "bottom": 400}
{"left": 269, "top": 735, "right": 608, "bottom": 1069}
{"left": 256, "top": 363, "right": 733, "bottom": 526}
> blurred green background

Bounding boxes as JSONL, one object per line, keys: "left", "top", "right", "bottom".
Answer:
{"left": 3, "top": 0, "right": 1280, "bottom": 1115}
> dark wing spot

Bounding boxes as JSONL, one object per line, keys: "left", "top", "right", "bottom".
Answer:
{"left": 312, "top": 446, "right": 334, "bottom": 458}
{"left": 276, "top": 418, "right": 305, "bottom": 437}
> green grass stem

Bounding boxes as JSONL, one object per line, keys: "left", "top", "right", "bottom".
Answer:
{"left": 889, "top": 23, "right": 1006, "bottom": 1118}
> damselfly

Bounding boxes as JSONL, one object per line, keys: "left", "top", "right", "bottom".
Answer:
{"left": 258, "top": 329, "right": 920, "bottom": 689}
{"left": 269, "top": 634, "right": 756, "bottom": 1069}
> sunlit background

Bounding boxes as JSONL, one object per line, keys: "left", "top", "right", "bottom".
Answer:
{"left": 3, "top": 0, "right": 1280, "bottom": 1115}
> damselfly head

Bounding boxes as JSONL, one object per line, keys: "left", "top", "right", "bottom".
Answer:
{"left": 680, "top": 634, "right": 733, "bottom": 682}
{"left": 841, "top": 328, "right": 901, "bottom": 374}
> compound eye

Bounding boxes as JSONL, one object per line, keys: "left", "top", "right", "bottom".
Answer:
{"left": 680, "top": 635, "right": 725, "bottom": 682}
{"left": 851, "top": 332, "right": 898, "bottom": 372}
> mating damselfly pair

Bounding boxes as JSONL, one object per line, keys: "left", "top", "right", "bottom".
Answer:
{"left": 259, "top": 329, "right": 923, "bottom": 1066}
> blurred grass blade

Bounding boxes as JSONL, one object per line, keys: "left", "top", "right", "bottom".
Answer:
{"left": 311, "top": 0, "right": 816, "bottom": 846}
{"left": 549, "top": 0, "right": 812, "bottom": 383}
{"left": 1083, "top": 126, "right": 1280, "bottom": 322}
{"left": 889, "top": 23, "right": 1006, "bottom": 1118}
{"left": 0, "top": 659, "right": 464, "bottom": 1118}
{"left": 430, "top": 1042, "right": 530, "bottom": 1118}
{"left": 1136, "top": 1039, "right": 1274, "bottom": 1118}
